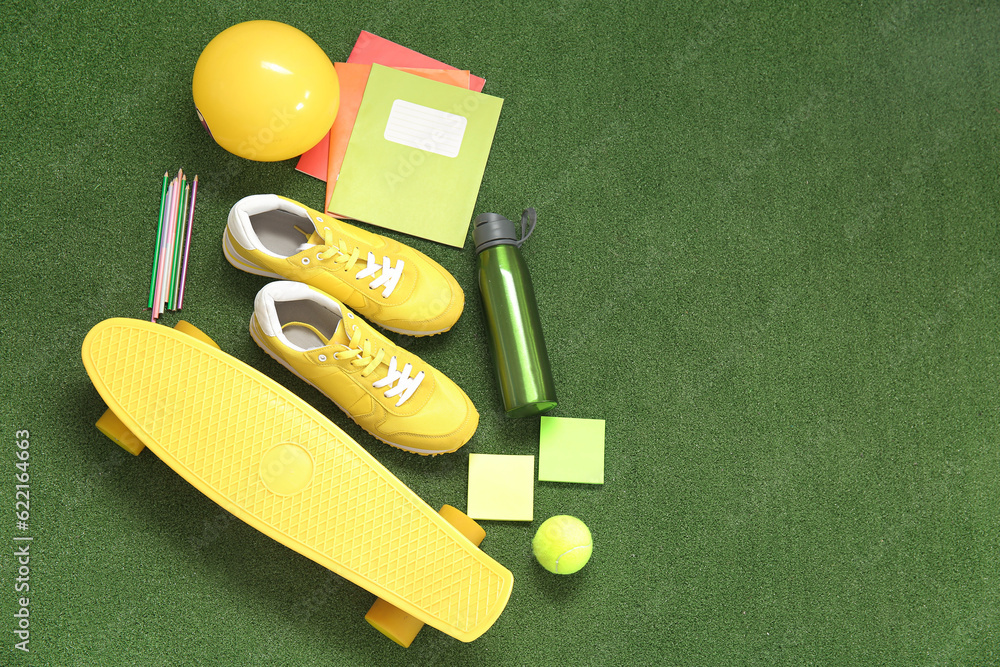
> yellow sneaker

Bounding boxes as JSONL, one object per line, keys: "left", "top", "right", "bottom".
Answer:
{"left": 224, "top": 194, "right": 464, "bottom": 336}
{"left": 250, "top": 281, "right": 479, "bottom": 455}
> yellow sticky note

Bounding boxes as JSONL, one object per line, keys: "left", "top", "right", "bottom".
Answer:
{"left": 466, "top": 454, "right": 534, "bottom": 521}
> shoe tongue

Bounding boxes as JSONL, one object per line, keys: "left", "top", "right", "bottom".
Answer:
{"left": 280, "top": 321, "right": 332, "bottom": 347}
{"left": 330, "top": 317, "right": 352, "bottom": 347}
{"left": 292, "top": 224, "right": 325, "bottom": 249}
{"left": 280, "top": 318, "right": 353, "bottom": 350}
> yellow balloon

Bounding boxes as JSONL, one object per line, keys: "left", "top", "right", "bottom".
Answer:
{"left": 193, "top": 21, "right": 340, "bottom": 162}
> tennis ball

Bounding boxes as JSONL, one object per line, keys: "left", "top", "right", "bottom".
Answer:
{"left": 532, "top": 515, "right": 593, "bottom": 574}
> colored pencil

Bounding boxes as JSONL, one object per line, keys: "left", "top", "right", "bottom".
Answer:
{"left": 178, "top": 175, "right": 198, "bottom": 309}
{"left": 169, "top": 171, "right": 184, "bottom": 309}
{"left": 154, "top": 176, "right": 178, "bottom": 321}
{"left": 162, "top": 172, "right": 181, "bottom": 313}
{"left": 148, "top": 168, "right": 201, "bottom": 319}
{"left": 151, "top": 178, "right": 169, "bottom": 321}
{"left": 169, "top": 177, "right": 189, "bottom": 310}
{"left": 152, "top": 177, "right": 169, "bottom": 320}
{"left": 148, "top": 171, "right": 168, "bottom": 310}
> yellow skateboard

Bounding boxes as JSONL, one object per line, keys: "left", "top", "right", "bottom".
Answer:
{"left": 81, "top": 317, "right": 513, "bottom": 647}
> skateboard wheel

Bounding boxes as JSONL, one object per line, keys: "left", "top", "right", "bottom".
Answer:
{"left": 173, "top": 320, "right": 221, "bottom": 349}
{"left": 96, "top": 409, "right": 145, "bottom": 456}
{"left": 366, "top": 598, "right": 425, "bottom": 648}
{"left": 364, "top": 506, "right": 485, "bottom": 647}
{"left": 439, "top": 504, "right": 486, "bottom": 547}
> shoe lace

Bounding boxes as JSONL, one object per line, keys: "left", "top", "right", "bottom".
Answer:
{"left": 315, "top": 228, "right": 405, "bottom": 298}
{"left": 333, "top": 325, "right": 425, "bottom": 407}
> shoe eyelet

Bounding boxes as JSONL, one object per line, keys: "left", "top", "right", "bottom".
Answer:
{"left": 315, "top": 216, "right": 323, "bottom": 223}
{"left": 301, "top": 257, "right": 310, "bottom": 265}
{"left": 318, "top": 354, "right": 327, "bottom": 362}
{"left": 347, "top": 313, "right": 354, "bottom": 319}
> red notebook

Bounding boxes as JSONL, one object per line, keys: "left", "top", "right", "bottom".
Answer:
{"left": 294, "top": 31, "right": 484, "bottom": 183}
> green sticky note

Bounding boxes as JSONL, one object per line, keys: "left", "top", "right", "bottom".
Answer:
{"left": 466, "top": 454, "right": 534, "bottom": 521}
{"left": 538, "top": 416, "right": 605, "bottom": 484}
{"left": 328, "top": 64, "right": 504, "bottom": 248}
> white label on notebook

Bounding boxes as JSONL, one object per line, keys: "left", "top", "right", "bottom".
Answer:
{"left": 384, "top": 100, "right": 467, "bottom": 158}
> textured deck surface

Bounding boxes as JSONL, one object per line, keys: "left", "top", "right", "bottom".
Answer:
{"left": 81, "top": 318, "right": 512, "bottom": 641}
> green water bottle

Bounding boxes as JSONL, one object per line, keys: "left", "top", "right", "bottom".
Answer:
{"left": 473, "top": 208, "right": 557, "bottom": 417}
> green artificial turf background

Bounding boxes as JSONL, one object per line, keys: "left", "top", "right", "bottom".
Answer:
{"left": 1, "top": 1, "right": 998, "bottom": 665}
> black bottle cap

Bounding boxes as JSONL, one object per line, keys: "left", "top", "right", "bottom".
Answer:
{"left": 473, "top": 209, "right": 537, "bottom": 253}
{"left": 473, "top": 213, "right": 517, "bottom": 253}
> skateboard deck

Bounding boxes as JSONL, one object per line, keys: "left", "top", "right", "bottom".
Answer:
{"left": 81, "top": 317, "right": 513, "bottom": 645}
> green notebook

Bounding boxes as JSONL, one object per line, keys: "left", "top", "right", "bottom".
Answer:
{"left": 328, "top": 64, "right": 504, "bottom": 248}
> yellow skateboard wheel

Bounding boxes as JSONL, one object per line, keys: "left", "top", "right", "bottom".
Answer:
{"left": 173, "top": 320, "right": 221, "bottom": 349}
{"left": 365, "top": 505, "right": 486, "bottom": 647}
{"left": 438, "top": 504, "right": 486, "bottom": 546}
{"left": 96, "top": 409, "right": 146, "bottom": 456}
